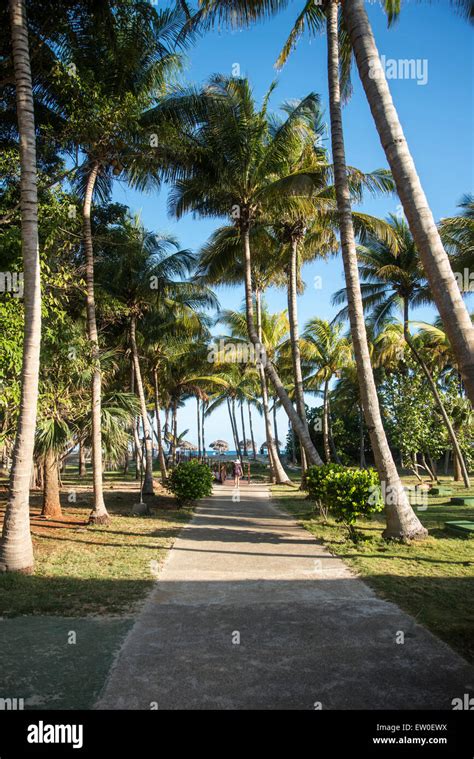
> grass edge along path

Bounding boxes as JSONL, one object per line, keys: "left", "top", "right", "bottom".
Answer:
{"left": 272, "top": 483, "right": 474, "bottom": 664}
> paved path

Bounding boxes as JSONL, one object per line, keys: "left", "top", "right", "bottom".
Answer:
{"left": 97, "top": 484, "right": 473, "bottom": 710}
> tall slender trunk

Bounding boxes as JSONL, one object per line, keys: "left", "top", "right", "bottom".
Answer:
{"left": 322, "top": 379, "right": 331, "bottom": 463}
{"left": 231, "top": 399, "right": 242, "bottom": 461}
{"left": 171, "top": 400, "right": 177, "bottom": 466}
{"left": 247, "top": 401, "right": 257, "bottom": 460}
{"left": 272, "top": 403, "right": 279, "bottom": 453}
{"left": 201, "top": 401, "right": 206, "bottom": 458}
{"left": 0, "top": 0, "right": 41, "bottom": 572}
{"left": 82, "top": 162, "right": 109, "bottom": 524}
{"left": 287, "top": 238, "right": 312, "bottom": 476}
{"left": 359, "top": 404, "right": 366, "bottom": 468}
{"left": 78, "top": 438, "right": 86, "bottom": 476}
{"left": 327, "top": 394, "right": 340, "bottom": 463}
{"left": 255, "top": 289, "right": 290, "bottom": 483}
{"left": 129, "top": 316, "right": 154, "bottom": 495}
{"left": 41, "top": 451, "right": 62, "bottom": 519}
{"left": 240, "top": 400, "right": 248, "bottom": 456}
{"left": 153, "top": 369, "right": 167, "bottom": 480}
{"left": 326, "top": 1, "right": 426, "bottom": 540}
{"left": 196, "top": 397, "right": 202, "bottom": 458}
{"left": 402, "top": 301, "right": 470, "bottom": 488}
{"left": 343, "top": 0, "right": 474, "bottom": 406}
{"left": 243, "top": 230, "right": 323, "bottom": 466}
{"left": 133, "top": 417, "right": 144, "bottom": 475}
{"left": 227, "top": 397, "right": 240, "bottom": 457}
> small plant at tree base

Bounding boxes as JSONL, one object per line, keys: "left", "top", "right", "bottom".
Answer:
{"left": 166, "top": 460, "right": 213, "bottom": 507}
{"left": 306, "top": 463, "right": 346, "bottom": 520}
{"left": 307, "top": 465, "right": 383, "bottom": 541}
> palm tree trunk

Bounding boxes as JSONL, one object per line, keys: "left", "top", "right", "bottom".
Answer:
{"left": 240, "top": 400, "right": 248, "bottom": 456}
{"left": 343, "top": 0, "right": 474, "bottom": 406}
{"left": 78, "top": 438, "right": 86, "bottom": 476}
{"left": 401, "top": 301, "right": 470, "bottom": 487}
{"left": 201, "top": 401, "right": 206, "bottom": 458}
{"left": 0, "top": 0, "right": 41, "bottom": 572}
{"left": 287, "top": 238, "right": 313, "bottom": 473}
{"left": 196, "top": 397, "right": 202, "bottom": 458}
{"left": 322, "top": 379, "right": 331, "bottom": 463}
{"left": 133, "top": 417, "right": 144, "bottom": 475}
{"left": 272, "top": 403, "right": 279, "bottom": 453}
{"left": 227, "top": 397, "right": 239, "bottom": 456}
{"left": 247, "top": 401, "right": 257, "bottom": 460}
{"left": 326, "top": 0, "right": 426, "bottom": 540}
{"left": 83, "top": 162, "right": 109, "bottom": 525}
{"left": 359, "top": 404, "right": 366, "bottom": 468}
{"left": 327, "top": 394, "right": 341, "bottom": 464}
{"left": 231, "top": 398, "right": 243, "bottom": 462}
{"left": 41, "top": 451, "right": 62, "bottom": 519}
{"left": 129, "top": 316, "right": 154, "bottom": 495}
{"left": 242, "top": 230, "right": 323, "bottom": 467}
{"left": 153, "top": 369, "right": 167, "bottom": 480}
{"left": 255, "top": 289, "right": 291, "bottom": 483}
{"left": 171, "top": 400, "right": 178, "bottom": 466}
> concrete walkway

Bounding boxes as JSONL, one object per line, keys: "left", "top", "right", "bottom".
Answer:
{"left": 97, "top": 484, "right": 473, "bottom": 710}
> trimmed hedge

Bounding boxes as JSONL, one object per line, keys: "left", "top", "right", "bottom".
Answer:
{"left": 306, "top": 464, "right": 383, "bottom": 541}
{"left": 166, "top": 460, "right": 213, "bottom": 506}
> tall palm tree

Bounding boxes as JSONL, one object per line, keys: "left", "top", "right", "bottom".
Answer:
{"left": 341, "top": 0, "right": 474, "bottom": 405}
{"left": 192, "top": 4, "right": 427, "bottom": 538}
{"left": 167, "top": 76, "right": 329, "bottom": 465}
{"left": 300, "top": 319, "right": 352, "bottom": 462}
{"left": 96, "top": 214, "right": 215, "bottom": 493}
{"left": 49, "top": 4, "right": 187, "bottom": 521}
{"left": 196, "top": 0, "right": 474, "bottom": 406}
{"left": 198, "top": 223, "right": 291, "bottom": 480}
{"left": 332, "top": 215, "right": 470, "bottom": 487}
{"left": 0, "top": 0, "right": 41, "bottom": 572}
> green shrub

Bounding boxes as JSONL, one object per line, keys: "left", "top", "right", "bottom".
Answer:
{"left": 166, "top": 460, "right": 213, "bottom": 506}
{"left": 307, "top": 464, "right": 383, "bottom": 541}
{"left": 306, "top": 463, "right": 346, "bottom": 518}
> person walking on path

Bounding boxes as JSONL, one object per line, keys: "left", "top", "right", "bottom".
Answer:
{"left": 232, "top": 458, "right": 243, "bottom": 489}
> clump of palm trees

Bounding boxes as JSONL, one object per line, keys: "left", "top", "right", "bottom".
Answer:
{"left": 1, "top": 0, "right": 473, "bottom": 572}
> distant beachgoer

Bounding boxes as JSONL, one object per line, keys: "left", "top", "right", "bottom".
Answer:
{"left": 232, "top": 459, "right": 243, "bottom": 488}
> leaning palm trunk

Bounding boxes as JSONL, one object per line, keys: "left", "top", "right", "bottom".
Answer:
{"left": 401, "top": 304, "right": 470, "bottom": 488}
{"left": 130, "top": 316, "right": 154, "bottom": 495}
{"left": 201, "top": 401, "right": 206, "bottom": 458}
{"left": 247, "top": 401, "right": 257, "bottom": 460}
{"left": 196, "top": 397, "right": 202, "bottom": 458}
{"left": 287, "top": 238, "right": 311, "bottom": 476}
{"left": 0, "top": 0, "right": 41, "bottom": 572}
{"left": 243, "top": 232, "right": 322, "bottom": 468}
{"left": 343, "top": 0, "right": 474, "bottom": 406}
{"left": 153, "top": 370, "right": 167, "bottom": 480}
{"left": 41, "top": 451, "right": 62, "bottom": 519}
{"left": 240, "top": 401, "right": 248, "bottom": 456}
{"left": 322, "top": 379, "right": 331, "bottom": 463}
{"left": 255, "top": 289, "right": 291, "bottom": 483}
{"left": 326, "top": 1, "right": 426, "bottom": 540}
{"left": 83, "top": 162, "right": 109, "bottom": 524}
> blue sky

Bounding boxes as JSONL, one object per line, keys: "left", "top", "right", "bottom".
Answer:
{"left": 113, "top": 1, "right": 474, "bottom": 449}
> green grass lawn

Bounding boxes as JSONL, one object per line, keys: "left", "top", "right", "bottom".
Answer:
{"left": 0, "top": 469, "right": 193, "bottom": 617}
{"left": 272, "top": 477, "right": 474, "bottom": 664}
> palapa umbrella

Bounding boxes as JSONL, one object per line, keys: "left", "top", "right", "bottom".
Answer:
{"left": 210, "top": 439, "right": 229, "bottom": 454}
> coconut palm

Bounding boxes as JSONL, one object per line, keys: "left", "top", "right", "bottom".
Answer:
{"left": 198, "top": 223, "right": 291, "bottom": 480}
{"left": 48, "top": 4, "right": 188, "bottom": 521}
{"left": 341, "top": 0, "right": 474, "bottom": 405}
{"left": 333, "top": 215, "right": 470, "bottom": 487}
{"left": 0, "top": 0, "right": 41, "bottom": 572}
{"left": 300, "top": 319, "right": 352, "bottom": 462}
{"left": 189, "top": 6, "right": 427, "bottom": 538}
{"left": 195, "top": 0, "right": 474, "bottom": 407}
{"left": 166, "top": 76, "right": 331, "bottom": 466}
{"left": 96, "top": 214, "right": 216, "bottom": 493}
